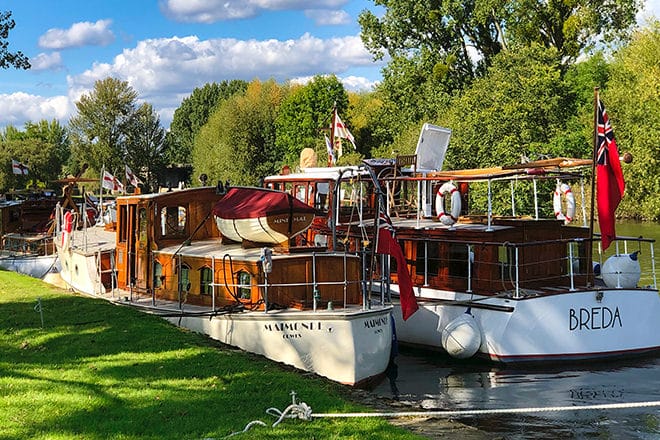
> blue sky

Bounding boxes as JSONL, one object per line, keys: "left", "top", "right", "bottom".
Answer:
{"left": 0, "top": 0, "right": 658, "bottom": 130}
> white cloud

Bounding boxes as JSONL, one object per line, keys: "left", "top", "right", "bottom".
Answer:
{"left": 305, "top": 9, "right": 351, "bottom": 26}
{"left": 30, "top": 52, "right": 64, "bottom": 71}
{"left": 67, "top": 33, "right": 378, "bottom": 98}
{"left": 38, "top": 19, "right": 115, "bottom": 50}
{"left": 0, "top": 93, "right": 72, "bottom": 127}
{"left": 290, "top": 74, "right": 378, "bottom": 92}
{"left": 3, "top": 32, "right": 380, "bottom": 128}
{"left": 160, "top": 0, "right": 347, "bottom": 23}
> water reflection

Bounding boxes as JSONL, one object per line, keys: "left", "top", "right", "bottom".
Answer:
{"left": 373, "top": 351, "right": 660, "bottom": 439}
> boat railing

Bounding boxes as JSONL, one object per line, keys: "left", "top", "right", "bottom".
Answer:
{"left": 208, "top": 250, "right": 362, "bottom": 312}
{"left": 402, "top": 235, "right": 657, "bottom": 299}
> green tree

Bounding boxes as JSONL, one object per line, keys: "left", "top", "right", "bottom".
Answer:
{"left": 125, "top": 103, "right": 166, "bottom": 192}
{"left": 165, "top": 80, "right": 248, "bottom": 165}
{"left": 0, "top": 120, "right": 69, "bottom": 191}
{"left": 0, "top": 11, "right": 29, "bottom": 69}
{"left": 275, "top": 75, "right": 349, "bottom": 167}
{"left": 359, "top": 0, "right": 640, "bottom": 139}
{"left": 69, "top": 78, "right": 139, "bottom": 177}
{"left": 604, "top": 21, "right": 660, "bottom": 220}
{"left": 193, "top": 80, "right": 284, "bottom": 186}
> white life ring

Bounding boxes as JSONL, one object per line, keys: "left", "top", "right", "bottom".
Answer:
{"left": 61, "top": 211, "right": 73, "bottom": 250}
{"left": 435, "top": 182, "right": 462, "bottom": 226}
{"left": 553, "top": 183, "right": 575, "bottom": 224}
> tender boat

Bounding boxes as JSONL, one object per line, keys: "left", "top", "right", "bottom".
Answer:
{"left": 0, "top": 196, "right": 60, "bottom": 280}
{"left": 55, "top": 185, "right": 393, "bottom": 386}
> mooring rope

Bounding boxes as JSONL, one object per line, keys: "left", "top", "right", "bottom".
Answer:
{"left": 224, "top": 391, "right": 660, "bottom": 437}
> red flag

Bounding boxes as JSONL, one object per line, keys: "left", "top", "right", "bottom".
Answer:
{"left": 596, "top": 99, "right": 625, "bottom": 250}
{"left": 376, "top": 217, "right": 418, "bottom": 320}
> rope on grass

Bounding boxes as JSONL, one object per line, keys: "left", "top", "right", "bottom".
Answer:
{"left": 223, "top": 391, "right": 312, "bottom": 438}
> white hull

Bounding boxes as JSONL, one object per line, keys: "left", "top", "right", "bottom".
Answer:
{"left": 389, "top": 286, "right": 660, "bottom": 363}
{"left": 166, "top": 306, "right": 393, "bottom": 386}
{"left": 0, "top": 252, "right": 60, "bottom": 279}
{"left": 56, "top": 226, "right": 116, "bottom": 296}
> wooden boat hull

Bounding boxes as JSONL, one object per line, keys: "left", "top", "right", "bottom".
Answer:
{"left": 164, "top": 306, "right": 393, "bottom": 386}
{"left": 388, "top": 286, "right": 660, "bottom": 363}
{"left": 212, "top": 187, "right": 315, "bottom": 244}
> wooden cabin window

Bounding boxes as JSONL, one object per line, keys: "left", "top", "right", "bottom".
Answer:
{"left": 178, "top": 264, "right": 191, "bottom": 292}
{"left": 499, "top": 245, "right": 514, "bottom": 281}
{"left": 415, "top": 241, "right": 440, "bottom": 277}
{"left": 161, "top": 206, "right": 187, "bottom": 238}
{"left": 236, "top": 270, "right": 251, "bottom": 300}
{"left": 448, "top": 244, "right": 469, "bottom": 278}
{"left": 119, "top": 205, "right": 128, "bottom": 242}
{"left": 138, "top": 208, "right": 148, "bottom": 242}
{"left": 315, "top": 183, "right": 329, "bottom": 211}
{"left": 153, "top": 260, "right": 163, "bottom": 288}
{"left": 199, "top": 267, "right": 213, "bottom": 295}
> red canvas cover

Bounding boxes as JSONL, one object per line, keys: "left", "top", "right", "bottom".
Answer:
{"left": 212, "top": 187, "right": 315, "bottom": 220}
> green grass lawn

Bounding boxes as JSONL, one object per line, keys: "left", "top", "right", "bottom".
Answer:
{"left": 0, "top": 271, "right": 426, "bottom": 440}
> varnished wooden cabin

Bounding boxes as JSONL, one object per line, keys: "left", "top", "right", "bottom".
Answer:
{"left": 264, "top": 158, "right": 596, "bottom": 299}
{"left": 115, "top": 186, "right": 364, "bottom": 310}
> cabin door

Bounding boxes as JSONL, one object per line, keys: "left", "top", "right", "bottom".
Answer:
{"left": 134, "top": 206, "right": 150, "bottom": 290}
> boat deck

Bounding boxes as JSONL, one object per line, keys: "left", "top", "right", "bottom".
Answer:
{"left": 68, "top": 226, "right": 116, "bottom": 255}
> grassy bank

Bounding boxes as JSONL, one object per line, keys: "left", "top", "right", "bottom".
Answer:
{"left": 0, "top": 272, "right": 425, "bottom": 440}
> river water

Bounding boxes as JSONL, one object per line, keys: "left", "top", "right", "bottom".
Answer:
{"left": 372, "top": 221, "right": 660, "bottom": 439}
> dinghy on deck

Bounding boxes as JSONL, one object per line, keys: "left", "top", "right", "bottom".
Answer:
{"left": 212, "top": 187, "right": 316, "bottom": 245}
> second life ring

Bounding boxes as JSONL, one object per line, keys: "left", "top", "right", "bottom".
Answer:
{"left": 61, "top": 210, "right": 73, "bottom": 250}
{"left": 435, "top": 182, "right": 462, "bottom": 226}
{"left": 553, "top": 183, "right": 575, "bottom": 225}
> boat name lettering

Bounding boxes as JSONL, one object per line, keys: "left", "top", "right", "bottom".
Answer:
{"left": 364, "top": 317, "right": 389, "bottom": 329}
{"left": 569, "top": 306, "right": 622, "bottom": 331}
{"left": 264, "top": 322, "right": 323, "bottom": 332}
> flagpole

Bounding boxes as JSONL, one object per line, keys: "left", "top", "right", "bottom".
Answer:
{"left": 99, "top": 165, "right": 104, "bottom": 224}
{"left": 329, "top": 103, "right": 337, "bottom": 167}
{"left": 588, "top": 87, "right": 599, "bottom": 286}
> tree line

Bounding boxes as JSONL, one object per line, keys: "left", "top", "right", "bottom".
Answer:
{"left": 1, "top": 8, "right": 658, "bottom": 220}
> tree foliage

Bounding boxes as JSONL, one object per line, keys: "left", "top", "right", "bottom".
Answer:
{"left": 69, "top": 78, "right": 139, "bottom": 177}
{"left": 275, "top": 75, "right": 349, "bottom": 167}
{"left": 604, "top": 21, "right": 660, "bottom": 220}
{"left": 360, "top": 0, "right": 641, "bottom": 138}
{"left": 165, "top": 80, "right": 248, "bottom": 165}
{"left": 0, "top": 11, "right": 29, "bottom": 70}
{"left": 125, "top": 103, "right": 166, "bottom": 193}
{"left": 193, "top": 80, "right": 284, "bottom": 186}
{"left": 0, "top": 120, "right": 69, "bottom": 191}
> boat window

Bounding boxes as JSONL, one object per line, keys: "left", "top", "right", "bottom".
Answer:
{"left": 236, "top": 270, "right": 251, "bottom": 300}
{"left": 178, "top": 264, "right": 191, "bottom": 292}
{"left": 499, "top": 246, "right": 514, "bottom": 281}
{"left": 448, "top": 244, "right": 469, "bottom": 278}
{"left": 294, "top": 184, "right": 308, "bottom": 203}
{"left": 416, "top": 242, "right": 440, "bottom": 277}
{"left": 315, "top": 183, "right": 329, "bottom": 211}
{"left": 153, "top": 260, "right": 163, "bottom": 288}
{"left": 200, "top": 266, "right": 213, "bottom": 295}
{"left": 119, "top": 205, "right": 128, "bottom": 242}
{"left": 138, "top": 208, "right": 148, "bottom": 242}
{"left": 161, "top": 206, "right": 187, "bottom": 238}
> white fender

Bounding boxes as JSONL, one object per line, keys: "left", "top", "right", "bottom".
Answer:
{"left": 61, "top": 210, "right": 73, "bottom": 250}
{"left": 553, "top": 183, "right": 575, "bottom": 224}
{"left": 601, "top": 252, "right": 641, "bottom": 289}
{"left": 441, "top": 310, "right": 482, "bottom": 359}
{"left": 435, "top": 182, "right": 462, "bottom": 226}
